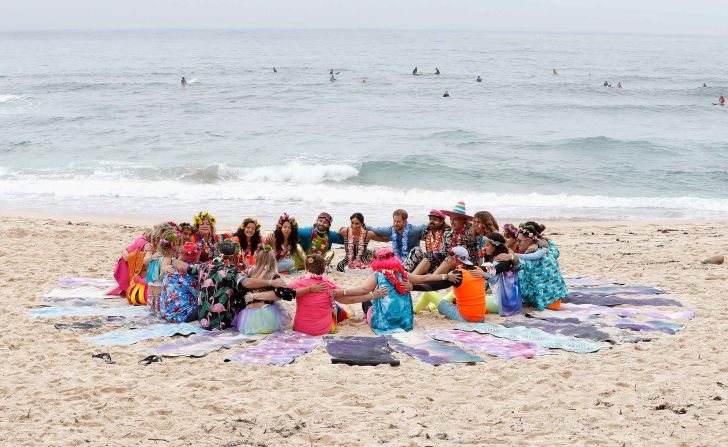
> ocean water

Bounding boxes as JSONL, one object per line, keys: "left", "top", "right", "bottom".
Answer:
{"left": 1, "top": 29, "right": 727, "bottom": 227}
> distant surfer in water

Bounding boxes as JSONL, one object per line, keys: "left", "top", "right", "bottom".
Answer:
{"left": 434, "top": 68, "right": 440, "bottom": 75}
{"left": 476, "top": 75, "right": 482, "bottom": 82}
{"left": 617, "top": 82, "right": 623, "bottom": 89}
{"left": 552, "top": 68, "right": 559, "bottom": 75}
{"left": 412, "top": 67, "right": 419, "bottom": 76}
{"left": 273, "top": 67, "right": 277, "bottom": 73}
{"left": 720, "top": 96, "right": 726, "bottom": 106}
{"left": 181, "top": 77, "right": 187, "bottom": 86}
{"left": 443, "top": 90, "right": 450, "bottom": 97}
{"left": 330, "top": 74, "right": 336, "bottom": 82}
{"left": 703, "top": 83, "right": 708, "bottom": 88}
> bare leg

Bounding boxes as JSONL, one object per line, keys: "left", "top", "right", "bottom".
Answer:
{"left": 432, "top": 257, "right": 455, "bottom": 275}
{"left": 412, "top": 258, "right": 431, "bottom": 275}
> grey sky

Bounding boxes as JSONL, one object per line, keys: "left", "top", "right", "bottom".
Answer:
{"left": 1, "top": 0, "right": 726, "bottom": 36}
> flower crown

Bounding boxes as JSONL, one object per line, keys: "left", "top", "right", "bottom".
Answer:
{"left": 276, "top": 213, "right": 298, "bottom": 229}
{"left": 158, "top": 230, "right": 180, "bottom": 248}
{"left": 179, "top": 222, "right": 193, "bottom": 231}
{"left": 193, "top": 211, "right": 216, "bottom": 227}
{"left": 503, "top": 223, "right": 518, "bottom": 237}
{"left": 240, "top": 217, "right": 261, "bottom": 232}
{"left": 258, "top": 244, "right": 273, "bottom": 252}
{"left": 518, "top": 223, "right": 541, "bottom": 239}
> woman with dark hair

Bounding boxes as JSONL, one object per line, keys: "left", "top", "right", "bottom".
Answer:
{"left": 336, "top": 212, "right": 378, "bottom": 272}
{"left": 234, "top": 217, "right": 262, "bottom": 268}
{"left": 508, "top": 222, "right": 567, "bottom": 310}
{"left": 266, "top": 213, "right": 305, "bottom": 273}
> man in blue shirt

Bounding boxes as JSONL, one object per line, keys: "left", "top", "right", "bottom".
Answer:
{"left": 297, "top": 212, "right": 344, "bottom": 267}
{"left": 369, "top": 209, "right": 428, "bottom": 261}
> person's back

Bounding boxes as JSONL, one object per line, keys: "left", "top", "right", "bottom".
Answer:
{"left": 288, "top": 275, "right": 336, "bottom": 335}
{"left": 370, "top": 271, "right": 413, "bottom": 335}
{"left": 452, "top": 267, "right": 486, "bottom": 321}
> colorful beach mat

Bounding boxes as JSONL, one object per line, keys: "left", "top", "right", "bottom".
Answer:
{"left": 46, "top": 286, "right": 114, "bottom": 300}
{"left": 224, "top": 331, "right": 321, "bottom": 366}
{"left": 455, "top": 323, "right": 606, "bottom": 353}
{"left": 29, "top": 305, "right": 150, "bottom": 319}
{"left": 324, "top": 336, "right": 400, "bottom": 366}
{"left": 86, "top": 323, "right": 204, "bottom": 346}
{"left": 568, "top": 285, "right": 666, "bottom": 295}
{"left": 57, "top": 278, "right": 118, "bottom": 288}
{"left": 526, "top": 310, "right": 686, "bottom": 335}
{"left": 501, "top": 318, "right": 613, "bottom": 342}
{"left": 559, "top": 303, "right": 694, "bottom": 320}
{"left": 427, "top": 329, "right": 551, "bottom": 359}
{"left": 386, "top": 332, "right": 483, "bottom": 365}
{"left": 152, "top": 331, "right": 262, "bottom": 357}
{"left": 565, "top": 292, "right": 682, "bottom": 307}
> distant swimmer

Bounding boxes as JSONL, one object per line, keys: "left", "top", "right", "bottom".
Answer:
{"left": 330, "top": 69, "right": 333, "bottom": 75}
{"left": 703, "top": 83, "right": 708, "bottom": 87}
{"left": 617, "top": 82, "right": 623, "bottom": 89}
{"left": 603, "top": 81, "right": 612, "bottom": 88}
{"left": 181, "top": 77, "right": 187, "bottom": 86}
{"left": 361, "top": 79, "right": 367, "bottom": 83}
{"left": 434, "top": 68, "right": 440, "bottom": 75}
{"left": 720, "top": 96, "right": 726, "bottom": 106}
{"left": 273, "top": 67, "right": 277, "bottom": 73}
{"left": 443, "top": 90, "right": 450, "bottom": 97}
{"left": 330, "top": 74, "right": 336, "bottom": 82}
{"left": 412, "top": 67, "right": 419, "bottom": 76}
{"left": 476, "top": 75, "right": 482, "bottom": 82}
{"left": 552, "top": 68, "right": 559, "bottom": 75}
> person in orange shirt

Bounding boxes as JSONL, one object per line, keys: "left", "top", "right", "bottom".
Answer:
{"left": 413, "top": 246, "right": 487, "bottom": 322}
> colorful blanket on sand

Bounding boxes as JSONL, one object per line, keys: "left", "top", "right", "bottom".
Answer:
{"left": 46, "top": 286, "right": 115, "bottom": 300}
{"left": 152, "top": 331, "right": 263, "bottom": 357}
{"left": 86, "top": 323, "right": 205, "bottom": 346}
{"left": 386, "top": 332, "right": 483, "bottom": 365}
{"left": 558, "top": 303, "right": 694, "bottom": 320}
{"left": 564, "top": 277, "right": 619, "bottom": 287}
{"left": 455, "top": 323, "right": 606, "bottom": 353}
{"left": 426, "top": 329, "right": 551, "bottom": 359}
{"left": 567, "top": 285, "right": 666, "bottom": 295}
{"left": 324, "top": 336, "right": 400, "bottom": 366}
{"left": 526, "top": 310, "right": 686, "bottom": 335}
{"left": 29, "top": 305, "right": 150, "bottom": 319}
{"left": 57, "top": 278, "right": 118, "bottom": 288}
{"left": 501, "top": 318, "right": 653, "bottom": 344}
{"left": 224, "top": 332, "right": 321, "bottom": 366}
{"left": 565, "top": 292, "right": 682, "bottom": 307}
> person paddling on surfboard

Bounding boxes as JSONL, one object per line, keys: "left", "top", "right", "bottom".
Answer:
{"left": 181, "top": 77, "right": 187, "bottom": 86}
{"left": 443, "top": 90, "right": 450, "bottom": 97}
{"left": 412, "top": 67, "right": 418, "bottom": 76}
{"left": 476, "top": 75, "right": 482, "bottom": 82}
{"left": 434, "top": 68, "right": 440, "bottom": 75}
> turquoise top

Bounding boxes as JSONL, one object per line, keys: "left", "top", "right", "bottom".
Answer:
{"left": 515, "top": 241, "right": 567, "bottom": 310}
{"left": 370, "top": 271, "right": 414, "bottom": 335}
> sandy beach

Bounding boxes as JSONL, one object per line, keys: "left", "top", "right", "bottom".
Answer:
{"left": 1, "top": 213, "right": 727, "bottom": 446}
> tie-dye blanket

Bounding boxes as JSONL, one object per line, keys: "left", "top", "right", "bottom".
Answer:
{"left": 568, "top": 285, "right": 666, "bottom": 295}
{"left": 29, "top": 305, "right": 150, "bottom": 319}
{"left": 386, "top": 332, "right": 484, "bottom": 365}
{"left": 224, "top": 331, "right": 322, "bottom": 366}
{"left": 558, "top": 303, "right": 694, "bottom": 320}
{"left": 564, "top": 278, "right": 619, "bottom": 287}
{"left": 46, "top": 286, "right": 115, "bottom": 300}
{"left": 526, "top": 310, "right": 686, "bottom": 335}
{"left": 427, "top": 329, "right": 551, "bottom": 359}
{"left": 57, "top": 278, "right": 118, "bottom": 288}
{"left": 565, "top": 292, "right": 682, "bottom": 307}
{"left": 86, "top": 323, "right": 205, "bottom": 346}
{"left": 455, "top": 323, "right": 606, "bottom": 353}
{"left": 324, "top": 336, "right": 400, "bottom": 366}
{"left": 152, "top": 331, "right": 263, "bottom": 357}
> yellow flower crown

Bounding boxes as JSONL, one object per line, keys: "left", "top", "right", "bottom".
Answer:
{"left": 193, "top": 211, "right": 216, "bottom": 227}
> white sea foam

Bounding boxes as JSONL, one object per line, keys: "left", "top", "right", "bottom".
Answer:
{"left": 0, "top": 95, "right": 24, "bottom": 104}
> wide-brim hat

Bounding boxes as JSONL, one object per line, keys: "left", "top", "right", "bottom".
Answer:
{"left": 441, "top": 201, "right": 473, "bottom": 221}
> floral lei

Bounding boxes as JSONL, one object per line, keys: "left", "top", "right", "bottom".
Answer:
{"left": 381, "top": 268, "right": 409, "bottom": 295}
{"left": 391, "top": 224, "right": 410, "bottom": 260}
{"left": 347, "top": 228, "right": 368, "bottom": 268}
{"left": 425, "top": 228, "right": 444, "bottom": 253}
{"left": 310, "top": 228, "right": 329, "bottom": 254}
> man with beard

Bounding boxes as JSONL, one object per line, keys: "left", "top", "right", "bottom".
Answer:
{"left": 431, "top": 201, "right": 479, "bottom": 274}
{"left": 370, "top": 209, "right": 429, "bottom": 262}
{"left": 402, "top": 209, "right": 452, "bottom": 274}
{"left": 296, "top": 212, "right": 344, "bottom": 268}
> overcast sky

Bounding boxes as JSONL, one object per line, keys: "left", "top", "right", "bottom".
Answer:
{"left": 1, "top": 0, "right": 726, "bottom": 36}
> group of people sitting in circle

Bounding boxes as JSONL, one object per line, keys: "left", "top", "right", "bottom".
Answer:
{"left": 112, "top": 201, "right": 568, "bottom": 337}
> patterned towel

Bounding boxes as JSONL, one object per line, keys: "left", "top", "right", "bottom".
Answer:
{"left": 565, "top": 292, "right": 682, "bottom": 307}
{"left": 386, "top": 332, "right": 483, "bottom": 365}
{"left": 527, "top": 310, "right": 685, "bottom": 334}
{"left": 29, "top": 305, "right": 150, "bottom": 319}
{"left": 86, "top": 323, "right": 204, "bottom": 346}
{"left": 427, "top": 329, "right": 551, "bottom": 359}
{"left": 224, "top": 331, "right": 321, "bottom": 366}
{"left": 568, "top": 285, "right": 666, "bottom": 295}
{"left": 152, "top": 331, "right": 263, "bottom": 357}
{"left": 455, "top": 323, "right": 606, "bottom": 353}
{"left": 559, "top": 303, "right": 695, "bottom": 320}
{"left": 324, "top": 336, "right": 400, "bottom": 366}
{"left": 57, "top": 278, "right": 118, "bottom": 288}
{"left": 501, "top": 318, "right": 613, "bottom": 342}
{"left": 46, "top": 287, "right": 115, "bottom": 299}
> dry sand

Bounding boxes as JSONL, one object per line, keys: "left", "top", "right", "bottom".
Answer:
{"left": 1, "top": 214, "right": 727, "bottom": 446}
